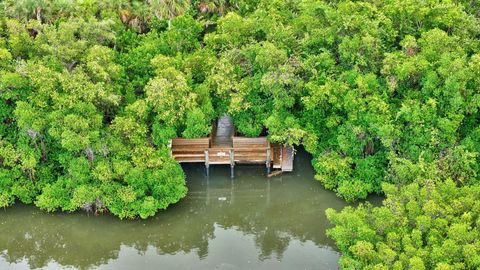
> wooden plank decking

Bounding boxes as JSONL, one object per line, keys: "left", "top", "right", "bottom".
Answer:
{"left": 171, "top": 138, "right": 210, "bottom": 163}
{"left": 172, "top": 137, "right": 270, "bottom": 164}
{"left": 170, "top": 116, "right": 294, "bottom": 174}
{"left": 212, "top": 115, "right": 234, "bottom": 147}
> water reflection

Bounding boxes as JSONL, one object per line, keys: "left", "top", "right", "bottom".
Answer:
{"left": 0, "top": 149, "right": 349, "bottom": 270}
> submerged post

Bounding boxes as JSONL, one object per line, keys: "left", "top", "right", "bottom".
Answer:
{"left": 205, "top": 149, "right": 210, "bottom": 177}
{"left": 230, "top": 149, "right": 234, "bottom": 178}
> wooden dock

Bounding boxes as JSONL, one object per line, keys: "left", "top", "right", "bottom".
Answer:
{"left": 170, "top": 116, "right": 294, "bottom": 176}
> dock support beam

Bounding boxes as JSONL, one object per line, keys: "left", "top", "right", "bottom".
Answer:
{"left": 168, "top": 139, "right": 173, "bottom": 157}
{"left": 205, "top": 150, "right": 210, "bottom": 177}
{"left": 230, "top": 149, "right": 235, "bottom": 178}
{"left": 266, "top": 147, "right": 271, "bottom": 174}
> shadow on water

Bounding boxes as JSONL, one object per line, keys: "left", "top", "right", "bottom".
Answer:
{"left": 0, "top": 148, "right": 381, "bottom": 270}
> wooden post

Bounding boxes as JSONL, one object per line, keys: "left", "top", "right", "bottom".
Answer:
{"left": 280, "top": 145, "right": 283, "bottom": 171}
{"left": 266, "top": 147, "right": 271, "bottom": 174}
{"left": 168, "top": 139, "right": 173, "bottom": 157}
{"left": 205, "top": 149, "right": 209, "bottom": 177}
{"left": 230, "top": 149, "right": 234, "bottom": 178}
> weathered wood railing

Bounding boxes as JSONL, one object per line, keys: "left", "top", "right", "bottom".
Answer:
{"left": 171, "top": 138, "right": 210, "bottom": 163}
{"left": 170, "top": 136, "right": 293, "bottom": 176}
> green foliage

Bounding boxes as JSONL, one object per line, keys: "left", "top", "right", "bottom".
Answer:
{"left": 0, "top": 0, "right": 479, "bottom": 231}
{"left": 182, "top": 108, "right": 212, "bottom": 138}
{"left": 146, "top": 67, "right": 197, "bottom": 126}
{"left": 327, "top": 179, "right": 480, "bottom": 269}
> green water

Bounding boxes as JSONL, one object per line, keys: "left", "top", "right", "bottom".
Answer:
{"left": 0, "top": 150, "right": 374, "bottom": 270}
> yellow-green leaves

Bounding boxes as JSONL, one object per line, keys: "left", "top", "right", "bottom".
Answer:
{"left": 146, "top": 67, "right": 197, "bottom": 126}
{"left": 328, "top": 180, "right": 480, "bottom": 269}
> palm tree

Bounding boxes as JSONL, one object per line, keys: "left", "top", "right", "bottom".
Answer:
{"left": 197, "top": 0, "right": 228, "bottom": 15}
{"left": 3, "top": 0, "right": 48, "bottom": 22}
{"left": 3, "top": 0, "right": 78, "bottom": 23}
{"left": 147, "top": 0, "right": 191, "bottom": 29}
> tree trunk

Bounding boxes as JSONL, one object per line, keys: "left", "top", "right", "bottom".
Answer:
{"left": 363, "top": 140, "right": 375, "bottom": 157}
{"left": 35, "top": 7, "right": 42, "bottom": 23}
{"left": 40, "top": 139, "right": 47, "bottom": 162}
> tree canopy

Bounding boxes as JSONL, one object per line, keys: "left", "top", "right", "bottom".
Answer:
{"left": 327, "top": 179, "right": 480, "bottom": 269}
{"left": 0, "top": 1, "right": 479, "bottom": 267}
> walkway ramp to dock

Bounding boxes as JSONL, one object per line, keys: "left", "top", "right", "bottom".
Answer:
{"left": 212, "top": 115, "right": 234, "bottom": 148}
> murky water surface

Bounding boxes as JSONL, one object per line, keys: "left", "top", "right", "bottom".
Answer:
{"left": 0, "top": 150, "right": 377, "bottom": 269}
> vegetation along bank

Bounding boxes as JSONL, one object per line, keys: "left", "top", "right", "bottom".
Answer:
{"left": 0, "top": 1, "right": 479, "bottom": 268}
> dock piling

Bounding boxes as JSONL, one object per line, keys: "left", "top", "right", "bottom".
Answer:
{"left": 230, "top": 149, "right": 235, "bottom": 178}
{"left": 205, "top": 150, "right": 210, "bottom": 177}
{"left": 266, "top": 147, "right": 271, "bottom": 174}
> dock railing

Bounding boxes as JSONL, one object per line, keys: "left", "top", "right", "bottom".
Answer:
{"left": 171, "top": 136, "right": 293, "bottom": 174}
